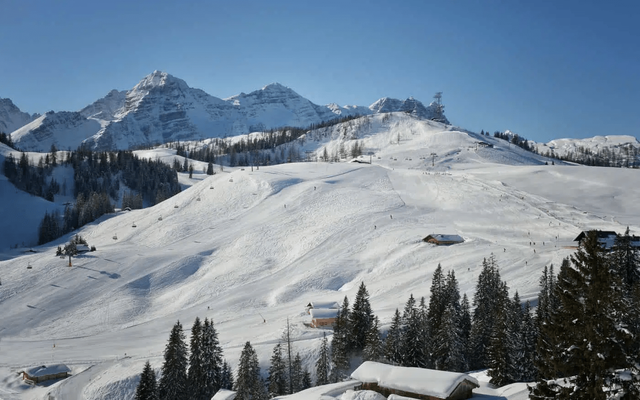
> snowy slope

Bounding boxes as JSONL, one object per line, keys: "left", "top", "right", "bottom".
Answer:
{"left": 1, "top": 118, "right": 639, "bottom": 399}
{"left": 10, "top": 111, "right": 103, "bottom": 151}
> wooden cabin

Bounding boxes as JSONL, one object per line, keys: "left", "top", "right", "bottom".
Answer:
{"left": 22, "top": 364, "right": 71, "bottom": 384}
{"left": 351, "top": 361, "right": 479, "bottom": 400}
{"left": 423, "top": 234, "right": 464, "bottom": 246}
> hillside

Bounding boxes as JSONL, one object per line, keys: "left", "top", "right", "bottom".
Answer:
{"left": 0, "top": 116, "right": 639, "bottom": 399}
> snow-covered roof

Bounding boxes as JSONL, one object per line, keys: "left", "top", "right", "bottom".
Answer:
{"left": 310, "top": 301, "right": 340, "bottom": 309}
{"left": 212, "top": 389, "right": 237, "bottom": 400}
{"left": 351, "top": 361, "right": 479, "bottom": 399}
{"left": 310, "top": 308, "right": 339, "bottom": 319}
{"left": 24, "top": 364, "right": 71, "bottom": 377}
{"left": 425, "top": 234, "right": 464, "bottom": 243}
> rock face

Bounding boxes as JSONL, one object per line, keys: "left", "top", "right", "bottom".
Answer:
{"left": 0, "top": 98, "right": 39, "bottom": 135}
{"left": 9, "top": 71, "right": 448, "bottom": 151}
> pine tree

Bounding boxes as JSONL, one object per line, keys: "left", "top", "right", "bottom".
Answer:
{"left": 486, "top": 282, "right": 514, "bottom": 386}
{"left": 206, "top": 162, "right": 214, "bottom": 175}
{"left": 435, "top": 302, "right": 466, "bottom": 372}
{"left": 220, "top": 360, "right": 234, "bottom": 390}
{"left": 383, "top": 309, "right": 403, "bottom": 365}
{"left": 401, "top": 294, "right": 427, "bottom": 368}
{"left": 468, "top": 255, "right": 503, "bottom": 370}
{"left": 315, "top": 333, "right": 330, "bottom": 385}
{"left": 301, "top": 368, "right": 312, "bottom": 390}
{"left": 349, "top": 282, "right": 373, "bottom": 353}
{"left": 520, "top": 300, "right": 538, "bottom": 382}
{"left": 267, "top": 343, "right": 287, "bottom": 396}
{"left": 201, "top": 318, "right": 224, "bottom": 397}
{"left": 291, "top": 353, "right": 303, "bottom": 393}
{"left": 188, "top": 317, "right": 207, "bottom": 400}
{"left": 135, "top": 360, "right": 158, "bottom": 400}
{"left": 362, "top": 316, "right": 383, "bottom": 362}
{"left": 235, "top": 341, "right": 266, "bottom": 400}
{"left": 530, "top": 231, "right": 634, "bottom": 399}
{"left": 158, "top": 321, "right": 189, "bottom": 400}
{"left": 330, "top": 297, "right": 350, "bottom": 378}
{"left": 611, "top": 227, "right": 640, "bottom": 291}
{"left": 459, "top": 293, "right": 472, "bottom": 367}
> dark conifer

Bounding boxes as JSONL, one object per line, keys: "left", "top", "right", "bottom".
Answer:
{"left": 201, "top": 318, "right": 224, "bottom": 397}
{"left": 383, "top": 309, "right": 403, "bottom": 365}
{"left": 220, "top": 360, "right": 234, "bottom": 390}
{"left": 330, "top": 297, "right": 350, "bottom": 378}
{"left": 267, "top": 343, "right": 287, "bottom": 397}
{"left": 158, "top": 321, "right": 189, "bottom": 400}
{"left": 188, "top": 317, "right": 207, "bottom": 400}
{"left": 235, "top": 341, "right": 266, "bottom": 400}
{"left": 362, "top": 316, "right": 383, "bottom": 362}
{"left": 315, "top": 333, "right": 330, "bottom": 385}
{"left": 349, "top": 282, "right": 373, "bottom": 352}
{"left": 401, "top": 294, "right": 427, "bottom": 368}
{"left": 135, "top": 360, "right": 158, "bottom": 400}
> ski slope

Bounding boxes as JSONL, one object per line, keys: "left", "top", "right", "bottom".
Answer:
{"left": 0, "top": 116, "right": 638, "bottom": 399}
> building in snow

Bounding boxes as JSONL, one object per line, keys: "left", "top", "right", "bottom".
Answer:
{"left": 306, "top": 300, "right": 340, "bottom": 314}
{"left": 573, "top": 230, "right": 640, "bottom": 250}
{"left": 423, "top": 234, "right": 464, "bottom": 246}
{"left": 212, "top": 389, "right": 237, "bottom": 400}
{"left": 21, "top": 364, "right": 71, "bottom": 384}
{"left": 310, "top": 308, "right": 339, "bottom": 328}
{"left": 351, "top": 361, "right": 479, "bottom": 400}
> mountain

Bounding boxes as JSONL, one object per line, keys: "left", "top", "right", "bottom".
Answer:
{"left": 9, "top": 71, "right": 445, "bottom": 151}
{"left": 1, "top": 113, "right": 639, "bottom": 398}
{"left": 0, "top": 98, "right": 39, "bottom": 135}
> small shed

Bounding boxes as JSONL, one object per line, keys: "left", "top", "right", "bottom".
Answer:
{"left": 351, "top": 361, "right": 479, "bottom": 400}
{"left": 22, "top": 364, "right": 71, "bottom": 384}
{"left": 306, "top": 300, "right": 340, "bottom": 314}
{"left": 477, "top": 141, "right": 493, "bottom": 148}
{"left": 423, "top": 234, "right": 464, "bottom": 246}
{"left": 76, "top": 244, "right": 91, "bottom": 253}
{"left": 310, "top": 308, "right": 339, "bottom": 328}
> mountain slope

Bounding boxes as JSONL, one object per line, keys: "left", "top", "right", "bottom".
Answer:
{"left": 9, "top": 71, "right": 445, "bottom": 151}
{"left": 1, "top": 119, "right": 639, "bottom": 399}
{"left": 0, "top": 98, "right": 39, "bottom": 134}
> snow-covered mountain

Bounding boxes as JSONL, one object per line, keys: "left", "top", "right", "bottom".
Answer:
{"left": 0, "top": 98, "right": 39, "bottom": 135}
{"left": 1, "top": 113, "right": 639, "bottom": 399}
{"left": 531, "top": 134, "right": 640, "bottom": 158}
{"left": 8, "top": 71, "right": 445, "bottom": 151}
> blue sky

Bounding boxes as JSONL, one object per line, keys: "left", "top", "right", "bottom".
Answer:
{"left": 1, "top": 0, "right": 638, "bottom": 142}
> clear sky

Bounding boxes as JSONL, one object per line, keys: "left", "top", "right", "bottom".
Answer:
{"left": 1, "top": 0, "right": 638, "bottom": 143}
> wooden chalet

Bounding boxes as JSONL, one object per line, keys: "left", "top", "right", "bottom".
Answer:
{"left": 309, "top": 308, "right": 339, "bottom": 328}
{"left": 351, "top": 361, "right": 479, "bottom": 400}
{"left": 573, "top": 230, "right": 621, "bottom": 250}
{"left": 21, "top": 364, "right": 71, "bottom": 384}
{"left": 423, "top": 234, "right": 464, "bottom": 246}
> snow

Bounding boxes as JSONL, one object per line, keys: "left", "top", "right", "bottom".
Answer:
{"left": 23, "top": 364, "right": 71, "bottom": 378}
{"left": 351, "top": 362, "right": 478, "bottom": 399}
{"left": 309, "top": 309, "right": 339, "bottom": 319}
{"left": 1, "top": 113, "right": 639, "bottom": 398}
{"left": 309, "top": 301, "right": 340, "bottom": 309}
{"left": 212, "top": 388, "right": 237, "bottom": 400}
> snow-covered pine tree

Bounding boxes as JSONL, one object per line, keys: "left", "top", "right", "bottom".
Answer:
{"left": 401, "top": 294, "right": 427, "bottom": 368}
{"left": 383, "top": 309, "right": 403, "bottom": 365}
{"left": 530, "top": 231, "right": 634, "bottom": 398}
{"left": 291, "top": 353, "right": 303, "bottom": 393}
{"left": 201, "top": 318, "right": 224, "bottom": 397}
{"left": 459, "top": 293, "right": 472, "bottom": 367}
{"left": 188, "top": 317, "right": 207, "bottom": 400}
{"left": 435, "top": 302, "right": 466, "bottom": 372}
{"left": 519, "top": 300, "right": 538, "bottom": 382}
{"left": 611, "top": 227, "right": 640, "bottom": 292}
{"left": 362, "top": 316, "right": 383, "bottom": 362}
{"left": 349, "top": 282, "right": 373, "bottom": 353}
{"left": 267, "top": 343, "right": 288, "bottom": 397}
{"left": 135, "top": 360, "right": 158, "bottom": 400}
{"left": 315, "top": 333, "right": 330, "bottom": 385}
{"left": 468, "top": 255, "right": 503, "bottom": 370}
{"left": 158, "top": 321, "right": 189, "bottom": 400}
{"left": 486, "top": 282, "right": 514, "bottom": 386}
{"left": 220, "top": 360, "right": 234, "bottom": 390}
{"left": 330, "top": 297, "right": 350, "bottom": 379}
{"left": 235, "top": 341, "right": 266, "bottom": 400}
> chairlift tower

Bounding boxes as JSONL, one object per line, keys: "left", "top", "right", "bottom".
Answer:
{"left": 433, "top": 92, "right": 445, "bottom": 122}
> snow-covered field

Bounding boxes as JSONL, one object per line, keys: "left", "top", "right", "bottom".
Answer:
{"left": 0, "top": 116, "right": 638, "bottom": 399}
